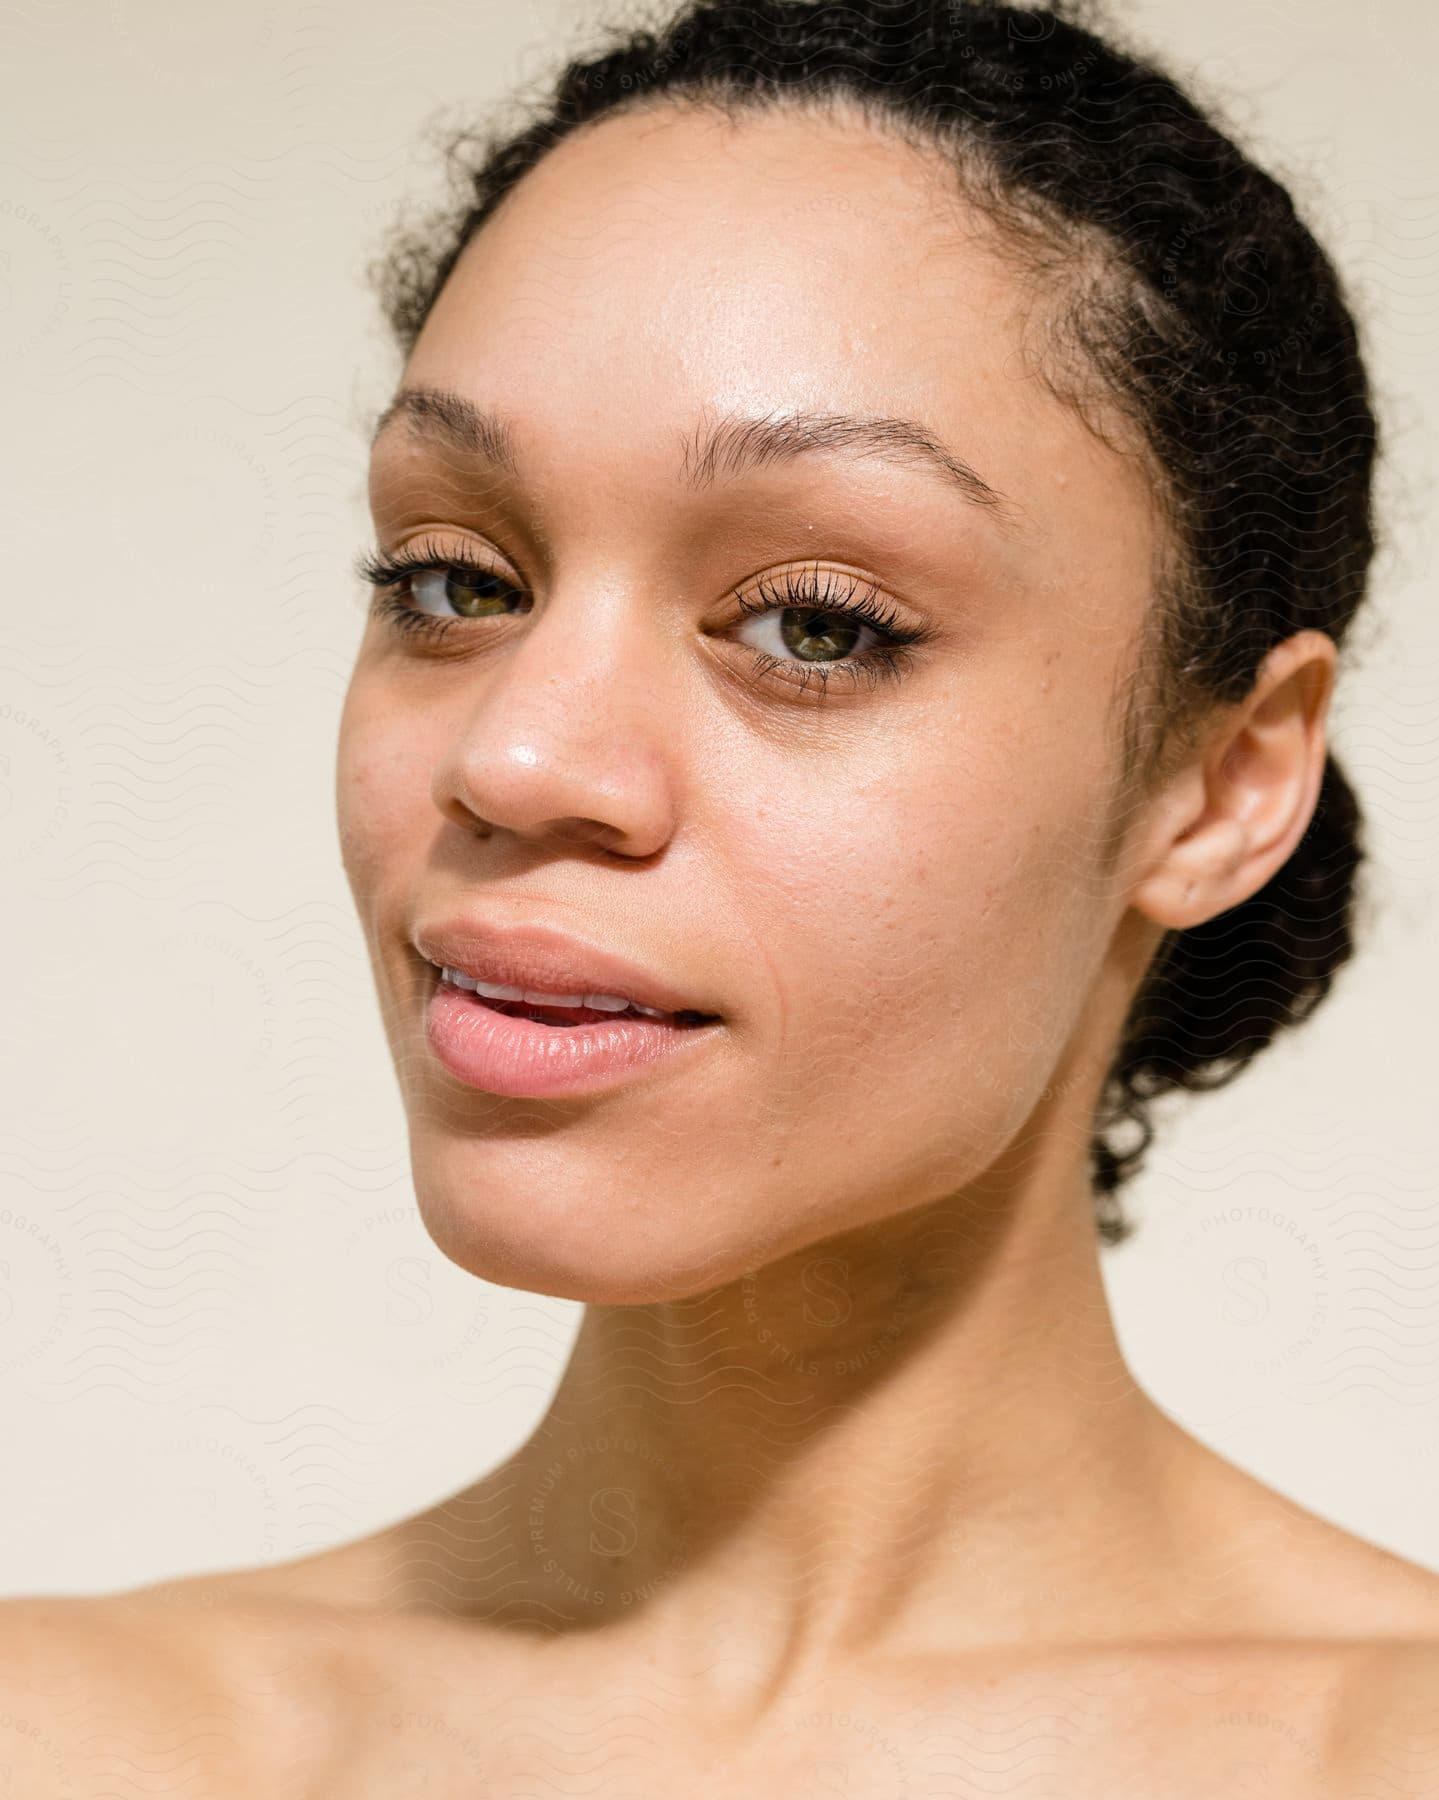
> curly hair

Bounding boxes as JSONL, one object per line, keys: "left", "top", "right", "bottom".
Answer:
{"left": 363, "top": 0, "right": 1376, "bottom": 1247}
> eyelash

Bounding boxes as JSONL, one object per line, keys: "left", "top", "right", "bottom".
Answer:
{"left": 352, "top": 536, "right": 934, "bottom": 700}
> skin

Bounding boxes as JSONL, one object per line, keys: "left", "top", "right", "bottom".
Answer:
{"left": 4, "top": 98, "right": 1437, "bottom": 1799}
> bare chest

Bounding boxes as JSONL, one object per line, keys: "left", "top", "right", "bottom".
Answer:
{"left": 317, "top": 1641, "right": 1353, "bottom": 1800}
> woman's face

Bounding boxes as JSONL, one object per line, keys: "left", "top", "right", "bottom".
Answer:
{"left": 337, "top": 102, "right": 1165, "bottom": 1304}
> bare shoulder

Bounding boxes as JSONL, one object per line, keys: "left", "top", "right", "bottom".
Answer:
{"left": 0, "top": 1588, "right": 341, "bottom": 1799}
{"left": 1216, "top": 1504, "right": 1439, "bottom": 1795}
{"left": 1325, "top": 1637, "right": 1439, "bottom": 1795}
{"left": 0, "top": 1593, "right": 207, "bottom": 1798}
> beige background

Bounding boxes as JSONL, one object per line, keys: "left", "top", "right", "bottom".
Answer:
{"left": 1, "top": 0, "right": 1435, "bottom": 1596}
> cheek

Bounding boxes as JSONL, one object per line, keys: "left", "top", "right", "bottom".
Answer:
{"left": 335, "top": 674, "right": 433, "bottom": 910}
{"left": 739, "top": 735, "right": 1115, "bottom": 1156}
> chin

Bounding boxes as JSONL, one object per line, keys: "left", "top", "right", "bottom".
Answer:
{"left": 403, "top": 1133, "right": 752, "bottom": 1306}
{"left": 421, "top": 1210, "right": 735, "bottom": 1307}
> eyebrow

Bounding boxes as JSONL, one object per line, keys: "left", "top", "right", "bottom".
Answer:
{"left": 369, "top": 384, "right": 1022, "bottom": 531}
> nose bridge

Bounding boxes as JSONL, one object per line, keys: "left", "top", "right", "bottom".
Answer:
{"left": 431, "top": 574, "right": 678, "bottom": 854}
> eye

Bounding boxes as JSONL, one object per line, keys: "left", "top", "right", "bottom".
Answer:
{"left": 354, "top": 537, "right": 527, "bottom": 640}
{"left": 405, "top": 563, "right": 519, "bottom": 619}
{"left": 726, "top": 564, "right": 935, "bottom": 698}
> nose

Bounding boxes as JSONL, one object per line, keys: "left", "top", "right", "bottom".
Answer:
{"left": 429, "top": 585, "right": 680, "bottom": 859}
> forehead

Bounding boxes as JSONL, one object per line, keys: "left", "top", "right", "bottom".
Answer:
{"left": 384, "top": 102, "right": 1154, "bottom": 559}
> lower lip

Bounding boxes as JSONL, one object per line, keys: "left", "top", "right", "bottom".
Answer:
{"left": 423, "top": 974, "right": 723, "bottom": 1098}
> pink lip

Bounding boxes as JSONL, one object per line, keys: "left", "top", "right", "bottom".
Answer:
{"left": 423, "top": 969, "right": 723, "bottom": 1098}
{"left": 410, "top": 916, "right": 720, "bottom": 1020}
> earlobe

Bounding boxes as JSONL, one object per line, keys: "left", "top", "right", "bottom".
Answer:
{"left": 1130, "top": 813, "right": 1249, "bottom": 931}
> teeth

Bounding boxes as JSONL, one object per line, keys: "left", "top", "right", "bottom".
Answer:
{"left": 439, "top": 967, "right": 670, "bottom": 1017}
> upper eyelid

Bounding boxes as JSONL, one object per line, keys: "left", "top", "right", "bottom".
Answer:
{"left": 368, "top": 544, "right": 912, "bottom": 621}
{"left": 365, "top": 458, "right": 977, "bottom": 580}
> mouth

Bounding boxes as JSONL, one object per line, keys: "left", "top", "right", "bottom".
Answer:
{"left": 420, "top": 959, "right": 724, "bottom": 1099}
{"left": 433, "top": 963, "right": 719, "bottom": 1029}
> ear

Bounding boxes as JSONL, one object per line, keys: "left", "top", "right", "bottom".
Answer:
{"left": 1128, "top": 630, "right": 1338, "bottom": 932}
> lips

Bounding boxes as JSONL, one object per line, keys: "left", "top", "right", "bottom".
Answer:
{"left": 442, "top": 978, "right": 708, "bottom": 1029}
{"left": 422, "top": 962, "right": 723, "bottom": 1098}
{"left": 411, "top": 916, "right": 721, "bottom": 1022}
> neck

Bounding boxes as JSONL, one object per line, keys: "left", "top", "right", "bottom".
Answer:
{"left": 462, "top": 1138, "right": 1208, "bottom": 1706}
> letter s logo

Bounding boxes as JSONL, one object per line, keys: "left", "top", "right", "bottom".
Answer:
{"left": 802, "top": 1257, "right": 851, "bottom": 1329}
{"left": 588, "top": 1484, "right": 639, "bottom": 1559}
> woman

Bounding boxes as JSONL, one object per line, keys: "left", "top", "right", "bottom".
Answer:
{"left": 6, "top": 0, "right": 1438, "bottom": 1792}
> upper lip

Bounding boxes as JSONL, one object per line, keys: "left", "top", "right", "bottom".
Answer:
{"left": 411, "top": 917, "right": 720, "bottom": 1018}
